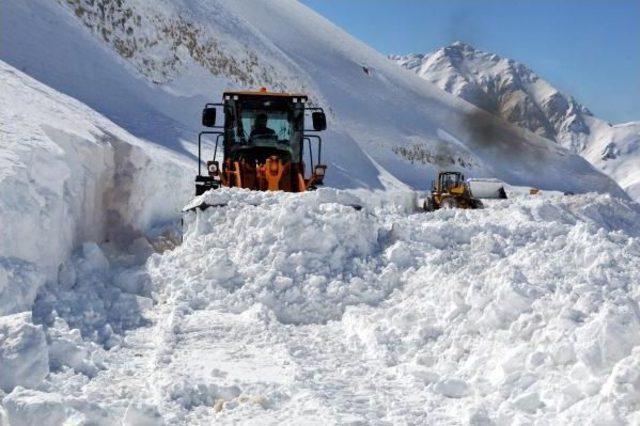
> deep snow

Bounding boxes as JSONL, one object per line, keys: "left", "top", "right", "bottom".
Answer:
{"left": 0, "top": 61, "right": 192, "bottom": 304}
{"left": 3, "top": 188, "right": 640, "bottom": 424}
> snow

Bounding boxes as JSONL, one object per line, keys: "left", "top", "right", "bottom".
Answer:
{"left": 177, "top": 189, "right": 400, "bottom": 325}
{"left": 468, "top": 178, "right": 507, "bottom": 199}
{"left": 1, "top": 0, "right": 625, "bottom": 196}
{"left": 1, "top": 0, "right": 639, "bottom": 424}
{"left": 3, "top": 188, "right": 640, "bottom": 424}
{"left": 0, "top": 313, "right": 48, "bottom": 393}
{"left": 0, "top": 60, "right": 192, "bottom": 311}
{"left": 582, "top": 120, "right": 640, "bottom": 201}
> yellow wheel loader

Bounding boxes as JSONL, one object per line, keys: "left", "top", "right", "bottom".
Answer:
{"left": 423, "top": 171, "right": 483, "bottom": 211}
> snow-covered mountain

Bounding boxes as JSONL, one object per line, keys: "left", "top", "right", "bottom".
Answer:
{"left": 391, "top": 42, "right": 640, "bottom": 200}
{"left": 2, "top": 0, "right": 624, "bottom": 196}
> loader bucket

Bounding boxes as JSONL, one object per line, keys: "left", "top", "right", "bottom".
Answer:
{"left": 467, "top": 179, "right": 508, "bottom": 199}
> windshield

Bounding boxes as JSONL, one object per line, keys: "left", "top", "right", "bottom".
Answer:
{"left": 441, "top": 173, "right": 462, "bottom": 190}
{"left": 231, "top": 99, "right": 295, "bottom": 148}
{"left": 239, "top": 109, "right": 292, "bottom": 143}
{"left": 225, "top": 98, "right": 304, "bottom": 162}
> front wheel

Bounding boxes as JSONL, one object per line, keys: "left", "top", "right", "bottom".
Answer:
{"left": 470, "top": 198, "right": 484, "bottom": 209}
{"left": 423, "top": 197, "right": 435, "bottom": 212}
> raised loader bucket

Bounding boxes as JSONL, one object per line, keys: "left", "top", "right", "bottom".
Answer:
{"left": 467, "top": 179, "right": 508, "bottom": 199}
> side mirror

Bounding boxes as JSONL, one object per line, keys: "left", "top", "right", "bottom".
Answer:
{"left": 312, "top": 111, "right": 327, "bottom": 131}
{"left": 202, "top": 107, "right": 217, "bottom": 127}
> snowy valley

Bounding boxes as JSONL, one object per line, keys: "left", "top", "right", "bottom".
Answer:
{"left": 1, "top": 0, "right": 640, "bottom": 424}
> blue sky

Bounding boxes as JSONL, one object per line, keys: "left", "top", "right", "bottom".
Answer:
{"left": 301, "top": 0, "right": 639, "bottom": 123}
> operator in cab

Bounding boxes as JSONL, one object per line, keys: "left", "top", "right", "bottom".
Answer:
{"left": 250, "top": 113, "right": 276, "bottom": 139}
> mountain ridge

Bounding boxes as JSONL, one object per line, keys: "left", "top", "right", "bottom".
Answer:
{"left": 390, "top": 41, "right": 595, "bottom": 151}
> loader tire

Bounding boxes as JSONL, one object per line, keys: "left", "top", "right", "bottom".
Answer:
{"left": 423, "top": 198, "right": 435, "bottom": 212}
{"left": 470, "top": 198, "right": 484, "bottom": 209}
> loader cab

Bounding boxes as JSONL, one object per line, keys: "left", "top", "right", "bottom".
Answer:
{"left": 195, "top": 89, "right": 327, "bottom": 195}
{"left": 435, "top": 171, "right": 465, "bottom": 193}
{"left": 222, "top": 91, "right": 306, "bottom": 165}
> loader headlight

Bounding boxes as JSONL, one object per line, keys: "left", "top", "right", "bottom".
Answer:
{"left": 314, "top": 165, "right": 326, "bottom": 176}
{"left": 208, "top": 163, "right": 218, "bottom": 174}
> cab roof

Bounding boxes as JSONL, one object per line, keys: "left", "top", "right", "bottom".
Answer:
{"left": 223, "top": 89, "right": 308, "bottom": 100}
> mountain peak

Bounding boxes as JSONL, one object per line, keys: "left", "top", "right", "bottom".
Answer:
{"left": 391, "top": 44, "right": 594, "bottom": 151}
{"left": 449, "top": 40, "right": 476, "bottom": 50}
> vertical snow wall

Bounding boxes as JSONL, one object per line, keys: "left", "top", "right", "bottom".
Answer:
{"left": 0, "top": 62, "right": 192, "bottom": 316}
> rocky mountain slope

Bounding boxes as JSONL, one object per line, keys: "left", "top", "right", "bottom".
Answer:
{"left": 391, "top": 42, "right": 640, "bottom": 199}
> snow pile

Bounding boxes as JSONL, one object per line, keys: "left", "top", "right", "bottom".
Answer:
{"left": 163, "top": 190, "right": 640, "bottom": 423}
{"left": 2, "top": 189, "right": 640, "bottom": 424}
{"left": 0, "top": 238, "right": 160, "bottom": 424}
{"left": 341, "top": 193, "right": 640, "bottom": 423}
{"left": 33, "top": 242, "right": 154, "bottom": 348}
{"left": 166, "top": 188, "right": 400, "bottom": 324}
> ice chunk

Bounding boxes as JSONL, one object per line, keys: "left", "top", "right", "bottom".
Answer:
{"left": 0, "top": 313, "right": 48, "bottom": 392}
{"left": 0, "top": 258, "right": 45, "bottom": 316}
{"left": 435, "top": 378, "right": 470, "bottom": 398}
{"left": 47, "top": 318, "right": 101, "bottom": 377}
{"left": 3, "top": 389, "right": 69, "bottom": 426}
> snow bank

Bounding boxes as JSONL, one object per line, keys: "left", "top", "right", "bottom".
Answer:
{"left": 0, "top": 61, "right": 192, "bottom": 314}
{"left": 0, "top": 61, "right": 191, "bottom": 420}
